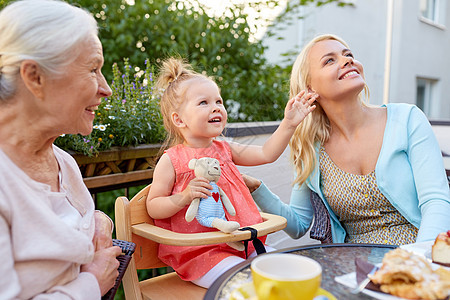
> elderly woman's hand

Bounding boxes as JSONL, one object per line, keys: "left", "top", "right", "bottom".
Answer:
{"left": 81, "top": 246, "right": 122, "bottom": 296}
{"left": 241, "top": 173, "right": 262, "bottom": 194}
{"left": 86, "top": 211, "right": 122, "bottom": 295}
{"left": 93, "top": 211, "right": 114, "bottom": 250}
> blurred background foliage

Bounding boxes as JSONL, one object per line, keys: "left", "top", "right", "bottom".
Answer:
{"left": 0, "top": 0, "right": 347, "bottom": 122}
{"left": 70, "top": 0, "right": 293, "bottom": 122}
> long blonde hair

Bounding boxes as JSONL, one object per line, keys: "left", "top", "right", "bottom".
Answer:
{"left": 289, "top": 34, "right": 369, "bottom": 186}
{"left": 156, "top": 57, "right": 215, "bottom": 148}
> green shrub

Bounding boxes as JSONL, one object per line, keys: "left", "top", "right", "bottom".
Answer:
{"left": 64, "top": 0, "right": 292, "bottom": 122}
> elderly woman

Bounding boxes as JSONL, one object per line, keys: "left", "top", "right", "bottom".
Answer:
{"left": 0, "top": 0, "right": 121, "bottom": 299}
{"left": 244, "top": 34, "right": 450, "bottom": 245}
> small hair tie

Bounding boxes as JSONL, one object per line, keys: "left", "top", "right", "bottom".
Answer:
{"left": 168, "top": 76, "right": 178, "bottom": 86}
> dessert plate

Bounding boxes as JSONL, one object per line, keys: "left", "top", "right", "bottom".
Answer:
{"left": 400, "top": 241, "right": 433, "bottom": 258}
{"left": 335, "top": 272, "right": 403, "bottom": 300}
{"left": 400, "top": 241, "right": 449, "bottom": 270}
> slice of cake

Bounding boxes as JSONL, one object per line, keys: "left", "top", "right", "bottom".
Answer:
{"left": 369, "top": 248, "right": 450, "bottom": 300}
{"left": 432, "top": 230, "right": 450, "bottom": 267}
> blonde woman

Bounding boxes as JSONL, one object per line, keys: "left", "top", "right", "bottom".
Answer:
{"left": 245, "top": 34, "right": 450, "bottom": 245}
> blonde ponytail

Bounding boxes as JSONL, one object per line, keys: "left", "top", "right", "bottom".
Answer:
{"left": 156, "top": 57, "right": 214, "bottom": 148}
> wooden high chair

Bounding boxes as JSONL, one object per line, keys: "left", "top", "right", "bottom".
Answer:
{"left": 114, "top": 184, "right": 287, "bottom": 300}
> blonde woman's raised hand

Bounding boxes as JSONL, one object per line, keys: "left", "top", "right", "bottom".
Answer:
{"left": 284, "top": 91, "right": 317, "bottom": 128}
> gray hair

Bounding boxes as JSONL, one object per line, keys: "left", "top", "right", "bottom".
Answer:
{"left": 0, "top": 0, "right": 98, "bottom": 101}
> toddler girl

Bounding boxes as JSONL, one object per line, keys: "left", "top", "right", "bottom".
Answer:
{"left": 146, "top": 57, "right": 316, "bottom": 288}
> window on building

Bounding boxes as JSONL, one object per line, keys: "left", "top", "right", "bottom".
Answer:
{"left": 416, "top": 78, "right": 438, "bottom": 117}
{"left": 419, "top": 0, "right": 446, "bottom": 25}
{"left": 420, "top": 0, "right": 437, "bottom": 21}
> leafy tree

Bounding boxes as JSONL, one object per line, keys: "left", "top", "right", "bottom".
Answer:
{"left": 67, "top": 0, "right": 291, "bottom": 121}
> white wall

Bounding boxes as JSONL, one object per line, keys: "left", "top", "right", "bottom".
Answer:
{"left": 389, "top": 0, "right": 450, "bottom": 119}
{"left": 262, "top": 0, "right": 450, "bottom": 118}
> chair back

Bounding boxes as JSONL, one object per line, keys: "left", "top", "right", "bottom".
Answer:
{"left": 115, "top": 184, "right": 166, "bottom": 300}
{"left": 446, "top": 168, "right": 450, "bottom": 187}
{"left": 127, "top": 184, "right": 166, "bottom": 269}
{"left": 309, "top": 191, "right": 333, "bottom": 244}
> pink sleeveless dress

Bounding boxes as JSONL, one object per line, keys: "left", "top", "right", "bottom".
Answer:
{"left": 155, "top": 140, "right": 265, "bottom": 280}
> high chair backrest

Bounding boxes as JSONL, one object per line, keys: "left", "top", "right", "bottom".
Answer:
{"left": 115, "top": 184, "right": 168, "bottom": 300}
{"left": 116, "top": 184, "right": 166, "bottom": 269}
{"left": 115, "top": 184, "right": 166, "bottom": 270}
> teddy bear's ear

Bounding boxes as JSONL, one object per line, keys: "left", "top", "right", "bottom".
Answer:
{"left": 188, "top": 159, "right": 197, "bottom": 170}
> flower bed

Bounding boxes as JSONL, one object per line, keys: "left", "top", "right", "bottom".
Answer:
{"left": 55, "top": 58, "right": 165, "bottom": 157}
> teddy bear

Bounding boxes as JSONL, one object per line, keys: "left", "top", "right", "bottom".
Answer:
{"left": 185, "top": 157, "right": 244, "bottom": 251}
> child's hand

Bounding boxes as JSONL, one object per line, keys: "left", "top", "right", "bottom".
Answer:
{"left": 180, "top": 177, "right": 213, "bottom": 206}
{"left": 284, "top": 91, "right": 317, "bottom": 128}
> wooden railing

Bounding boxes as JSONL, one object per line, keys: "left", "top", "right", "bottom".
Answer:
{"left": 70, "top": 144, "right": 163, "bottom": 200}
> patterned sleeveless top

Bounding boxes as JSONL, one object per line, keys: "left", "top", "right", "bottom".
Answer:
{"left": 319, "top": 147, "right": 418, "bottom": 245}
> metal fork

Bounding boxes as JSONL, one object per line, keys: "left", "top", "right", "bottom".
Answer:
{"left": 351, "top": 266, "right": 378, "bottom": 294}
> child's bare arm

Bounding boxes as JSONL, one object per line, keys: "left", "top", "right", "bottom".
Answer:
{"left": 146, "top": 154, "right": 212, "bottom": 219}
{"left": 231, "top": 91, "right": 317, "bottom": 166}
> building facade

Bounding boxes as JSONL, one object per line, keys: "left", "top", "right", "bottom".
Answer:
{"left": 263, "top": 0, "right": 450, "bottom": 120}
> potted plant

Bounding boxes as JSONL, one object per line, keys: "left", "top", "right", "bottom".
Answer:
{"left": 54, "top": 59, "right": 166, "bottom": 191}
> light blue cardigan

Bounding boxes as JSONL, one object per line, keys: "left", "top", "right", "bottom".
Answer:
{"left": 253, "top": 103, "right": 450, "bottom": 243}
